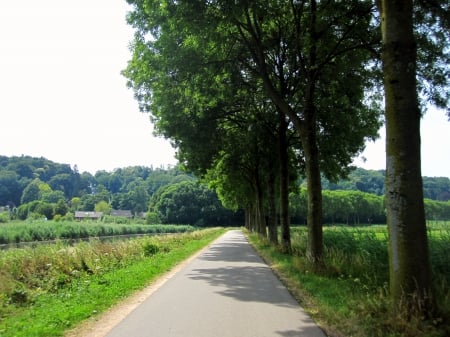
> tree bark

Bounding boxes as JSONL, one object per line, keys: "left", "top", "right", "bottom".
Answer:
{"left": 267, "top": 170, "right": 278, "bottom": 245}
{"left": 303, "top": 0, "right": 323, "bottom": 266}
{"left": 254, "top": 176, "right": 267, "bottom": 237}
{"left": 380, "top": 0, "right": 433, "bottom": 314}
{"left": 301, "top": 102, "right": 323, "bottom": 265}
{"left": 279, "top": 110, "right": 291, "bottom": 252}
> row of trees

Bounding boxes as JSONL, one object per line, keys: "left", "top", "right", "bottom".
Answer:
{"left": 123, "top": 0, "right": 449, "bottom": 317}
{"left": 3, "top": 159, "right": 450, "bottom": 225}
{"left": 8, "top": 179, "right": 241, "bottom": 226}
{"left": 2, "top": 156, "right": 449, "bottom": 211}
{"left": 291, "top": 189, "right": 450, "bottom": 225}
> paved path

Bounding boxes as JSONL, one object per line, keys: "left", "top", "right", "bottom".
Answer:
{"left": 106, "top": 230, "right": 326, "bottom": 337}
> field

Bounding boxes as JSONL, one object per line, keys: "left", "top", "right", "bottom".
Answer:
{"left": 0, "top": 226, "right": 227, "bottom": 337}
{"left": 0, "top": 220, "right": 195, "bottom": 246}
{"left": 249, "top": 222, "right": 450, "bottom": 337}
{"left": 1, "top": 221, "right": 448, "bottom": 337}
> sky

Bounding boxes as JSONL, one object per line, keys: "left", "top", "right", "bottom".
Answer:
{"left": 0, "top": 1, "right": 449, "bottom": 178}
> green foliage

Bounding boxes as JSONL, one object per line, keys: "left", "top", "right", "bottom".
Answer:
{"left": 146, "top": 212, "right": 160, "bottom": 224}
{"left": 0, "top": 212, "right": 10, "bottom": 223}
{"left": 322, "top": 168, "right": 450, "bottom": 202}
{"left": 0, "top": 170, "right": 22, "bottom": 206}
{"left": 0, "top": 220, "right": 195, "bottom": 245}
{"left": 291, "top": 188, "right": 450, "bottom": 223}
{"left": 142, "top": 242, "right": 160, "bottom": 256}
{"left": 35, "top": 202, "right": 54, "bottom": 220}
{"left": 94, "top": 200, "right": 111, "bottom": 213}
{"left": 20, "top": 179, "right": 41, "bottom": 204}
{"left": 53, "top": 199, "right": 68, "bottom": 217}
{"left": 41, "top": 190, "right": 65, "bottom": 204}
{"left": 150, "top": 180, "right": 241, "bottom": 226}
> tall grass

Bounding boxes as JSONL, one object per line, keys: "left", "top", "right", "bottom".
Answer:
{"left": 249, "top": 223, "right": 450, "bottom": 337}
{"left": 0, "top": 228, "right": 227, "bottom": 337}
{"left": 0, "top": 220, "right": 195, "bottom": 245}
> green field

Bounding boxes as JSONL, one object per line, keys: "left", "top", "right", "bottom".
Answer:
{"left": 249, "top": 222, "right": 450, "bottom": 337}
{"left": 1, "top": 222, "right": 448, "bottom": 337}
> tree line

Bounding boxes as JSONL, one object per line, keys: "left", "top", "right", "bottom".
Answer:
{"left": 122, "top": 0, "right": 449, "bottom": 318}
{"left": 1, "top": 155, "right": 449, "bottom": 224}
{"left": 0, "top": 155, "right": 242, "bottom": 226}
{"left": 291, "top": 188, "right": 450, "bottom": 225}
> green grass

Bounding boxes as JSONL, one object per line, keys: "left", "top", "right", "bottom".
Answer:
{"left": 0, "top": 220, "right": 195, "bottom": 245}
{"left": 247, "top": 224, "right": 450, "bottom": 337}
{"left": 0, "top": 228, "right": 227, "bottom": 337}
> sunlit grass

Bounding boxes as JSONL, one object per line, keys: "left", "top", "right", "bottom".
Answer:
{"left": 248, "top": 223, "right": 450, "bottom": 337}
{"left": 0, "top": 220, "right": 194, "bottom": 245}
{"left": 0, "top": 228, "right": 227, "bottom": 337}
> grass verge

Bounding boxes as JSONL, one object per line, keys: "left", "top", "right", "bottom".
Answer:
{"left": 0, "top": 227, "right": 227, "bottom": 337}
{"left": 246, "top": 226, "right": 450, "bottom": 337}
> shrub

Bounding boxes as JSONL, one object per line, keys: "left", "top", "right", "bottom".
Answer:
{"left": 0, "top": 212, "right": 9, "bottom": 223}
{"left": 9, "top": 287, "right": 29, "bottom": 306}
{"left": 143, "top": 242, "right": 160, "bottom": 256}
{"left": 146, "top": 212, "right": 160, "bottom": 224}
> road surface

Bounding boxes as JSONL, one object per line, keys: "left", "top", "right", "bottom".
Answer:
{"left": 105, "top": 230, "right": 326, "bottom": 337}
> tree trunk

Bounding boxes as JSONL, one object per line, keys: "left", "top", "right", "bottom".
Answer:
{"left": 380, "top": 0, "right": 433, "bottom": 314}
{"left": 301, "top": 114, "right": 323, "bottom": 265}
{"left": 279, "top": 110, "right": 291, "bottom": 252}
{"left": 246, "top": 204, "right": 256, "bottom": 232}
{"left": 303, "top": 0, "right": 323, "bottom": 266}
{"left": 255, "top": 178, "right": 267, "bottom": 237}
{"left": 267, "top": 171, "right": 278, "bottom": 245}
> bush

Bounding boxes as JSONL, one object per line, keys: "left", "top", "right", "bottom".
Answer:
{"left": 0, "top": 212, "right": 9, "bottom": 223}
{"left": 143, "top": 242, "right": 160, "bottom": 256}
{"left": 146, "top": 212, "right": 160, "bottom": 224}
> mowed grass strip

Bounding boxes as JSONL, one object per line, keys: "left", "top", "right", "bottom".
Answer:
{"left": 0, "top": 228, "right": 227, "bottom": 337}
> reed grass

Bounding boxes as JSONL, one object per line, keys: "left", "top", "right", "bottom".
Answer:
{"left": 0, "top": 220, "right": 194, "bottom": 245}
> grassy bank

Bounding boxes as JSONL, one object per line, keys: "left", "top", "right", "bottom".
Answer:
{"left": 247, "top": 224, "right": 450, "bottom": 337}
{"left": 0, "top": 227, "right": 227, "bottom": 337}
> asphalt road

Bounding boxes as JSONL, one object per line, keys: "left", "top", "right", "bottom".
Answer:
{"left": 106, "top": 230, "right": 327, "bottom": 337}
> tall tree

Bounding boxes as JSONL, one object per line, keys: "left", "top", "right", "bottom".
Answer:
{"left": 124, "top": 0, "right": 382, "bottom": 264}
{"left": 379, "top": 0, "right": 433, "bottom": 315}
{"left": 208, "top": 0, "right": 382, "bottom": 263}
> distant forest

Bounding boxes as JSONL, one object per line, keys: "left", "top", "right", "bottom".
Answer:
{"left": 1, "top": 155, "right": 449, "bottom": 224}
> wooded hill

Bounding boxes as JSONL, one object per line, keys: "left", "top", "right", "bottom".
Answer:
{"left": 1, "top": 155, "right": 449, "bottom": 224}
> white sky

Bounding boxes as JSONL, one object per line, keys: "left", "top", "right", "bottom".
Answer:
{"left": 0, "top": 0, "right": 177, "bottom": 174}
{"left": 0, "top": 1, "right": 449, "bottom": 178}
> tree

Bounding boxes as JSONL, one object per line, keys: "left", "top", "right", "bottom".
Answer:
{"left": 0, "top": 171, "right": 21, "bottom": 206}
{"left": 35, "top": 202, "right": 54, "bottom": 220}
{"left": 70, "top": 197, "right": 81, "bottom": 211}
{"left": 226, "top": 0, "right": 381, "bottom": 263}
{"left": 379, "top": 0, "right": 434, "bottom": 315}
{"left": 127, "top": 184, "right": 150, "bottom": 214}
{"left": 150, "top": 180, "right": 237, "bottom": 226}
{"left": 49, "top": 173, "right": 75, "bottom": 199}
{"left": 54, "top": 199, "right": 68, "bottom": 217}
{"left": 20, "top": 179, "right": 41, "bottom": 204}
{"left": 41, "top": 190, "right": 65, "bottom": 204}
{"left": 95, "top": 200, "right": 111, "bottom": 214}
{"left": 124, "top": 0, "right": 382, "bottom": 265}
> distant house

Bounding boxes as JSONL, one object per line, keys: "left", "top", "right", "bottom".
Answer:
{"left": 74, "top": 211, "right": 103, "bottom": 221}
{"left": 110, "top": 210, "right": 133, "bottom": 218}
